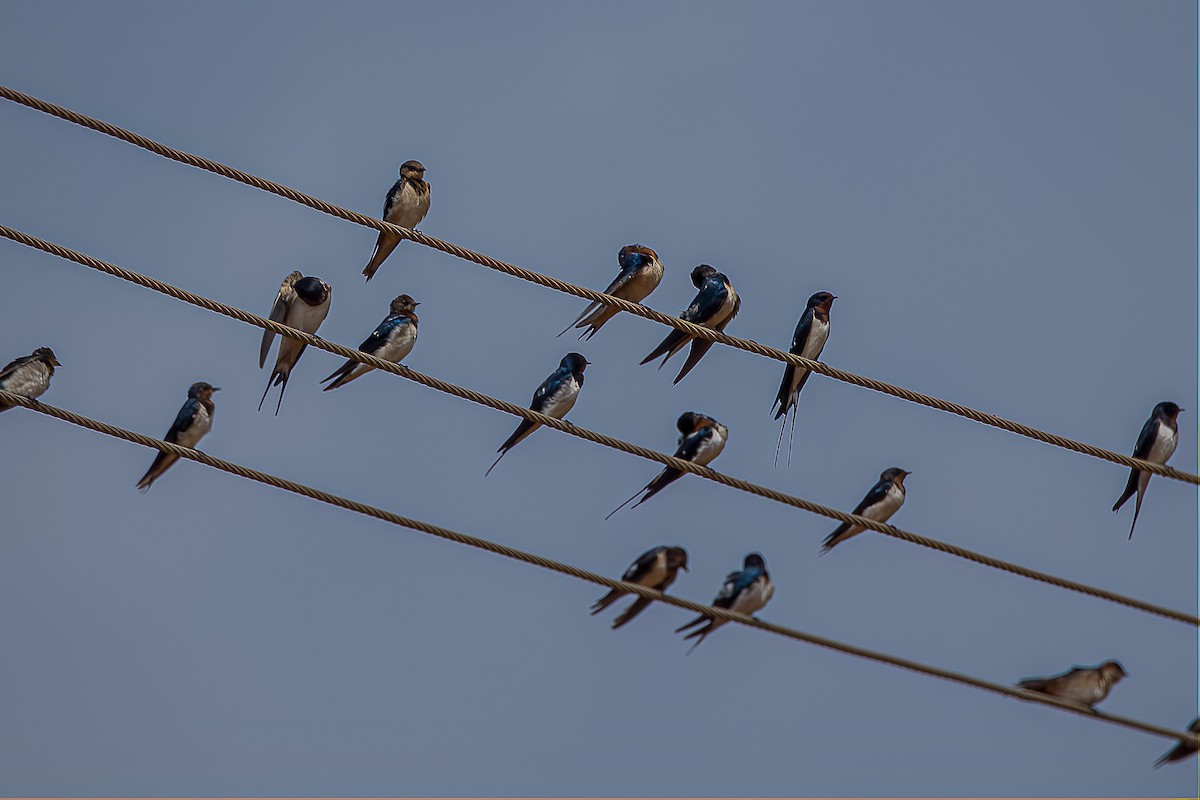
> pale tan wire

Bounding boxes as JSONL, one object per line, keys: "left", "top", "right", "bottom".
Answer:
{"left": 0, "top": 388, "right": 1196, "bottom": 749}
{"left": 1, "top": 84, "right": 1196, "bottom": 487}
{"left": 2, "top": 225, "right": 1196, "bottom": 628}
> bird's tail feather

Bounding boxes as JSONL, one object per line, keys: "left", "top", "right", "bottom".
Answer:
{"left": 612, "top": 597, "right": 652, "bottom": 629}
{"left": 590, "top": 589, "right": 622, "bottom": 616}
{"left": 136, "top": 452, "right": 178, "bottom": 492}
{"left": 605, "top": 486, "right": 647, "bottom": 520}
{"left": 363, "top": 232, "right": 401, "bottom": 282}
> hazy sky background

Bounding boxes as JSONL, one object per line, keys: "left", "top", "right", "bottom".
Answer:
{"left": 0, "top": 1, "right": 1196, "bottom": 795}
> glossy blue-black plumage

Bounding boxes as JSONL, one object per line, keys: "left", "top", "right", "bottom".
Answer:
{"left": 486, "top": 353, "right": 588, "bottom": 476}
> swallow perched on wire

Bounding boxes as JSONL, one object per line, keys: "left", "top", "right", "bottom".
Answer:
{"left": 136, "top": 381, "right": 220, "bottom": 492}
{"left": 321, "top": 294, "right": 419, "bottom": 392}
{"left": 559, "top": 244, "right": 665, "bottom": 340}
{"left": 1154, "top": 718, "right": 1199, "bottom": 767}
{"left": 675, "top": 552, "right": 774, "bottom": 654}
{"left": 486, "top": 353, "right": 589, "bottom": 476}
{"left": 259, "top": 271, "right": 331, "bottom": 415}
{"left": 1016, "top": 660, "right": 1127, "bottom": 708}
{"left": 0, "top": 347, "right": 60, "bottom": 412}
{"left": 772, "top": 291, "right": 836, "bottom": 466}
{"left": 363, "top": 160, "right": 431, "bottom": 282}
{"left": 1112, "top": 401, "right": 1182, "bottom": 539}
{"left": 820, "top": 468, "right": 910, "bottom": 554}
{"left": 606, "top": 412, "right": 727, "bottom": 519}
{"left": 640, "top": 265, "right": 740, "bottom": 384}
{"left": 591, "top": 546, "right": 689, "bottom": 629}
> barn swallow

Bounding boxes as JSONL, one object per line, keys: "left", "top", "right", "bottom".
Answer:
{"left": 0, "top": 347, "right": 60, "bottom": 412}
{"left": 1017, "top": 660, "right": 1127, "bottom": 708}
{"left": 606, "top": 412, "right": 728, "bottom": 519}
{"left": 1154, "top": 717, "right": 1200, "bottom": 767}
{"left": 136, "top": 381, "right": 219, "bottom": 492}
{"left": 486, "top": 353, "right": 588, "bottom": 476}
{"left": 772, "top": 291, "right": 836, "bottom": 466}
{"left": 820, "top": 468, "right": 909, "bottom": 554}
{"left": 321, "top": 295, "right": 419, "bottom": 391}
{"left": 259, "top": 272, "right": 332, "bottom": 415}
{"left": 640, "top": 265, "right": 740, "bottom": 384}
{"left": 675, "top": 552, "right": 774, "bottom": 654}
{"left": 590, "top": 546, "right": 689, "bottom": 629}
{"left": 1113, "top": 401, "right": 1182, "bottom": 539}
{"left": 559, "top": 244, "right": 665, "bottom": 340}
{"left": 362, "top": 160, "right": 431, "bottom": 281}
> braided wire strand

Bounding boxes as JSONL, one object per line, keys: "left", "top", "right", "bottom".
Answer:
{"left": 2, "top": 84, "right": 1196, "bottom": 486}
{"left": 2, "top": 225, "right": 1196, "bottom": 628}
{"left": 1, "top": 388, "right": 1196, "bottom": 748}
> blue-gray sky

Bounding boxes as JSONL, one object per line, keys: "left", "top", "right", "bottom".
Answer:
{"left": 0, "top": 1, "right": 1196, "bottom": 795}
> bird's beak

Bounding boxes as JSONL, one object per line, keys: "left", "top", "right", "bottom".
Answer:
{"left": 51, "top": 358, "right": 62, "bottom": 366}
{"left": 414, "top": 302, "right": 421, "bottom": 306}
{"left": 212, "top": 387, "right": 222, "bottom": 392}
{"left": 682, "top": 564, "right": 689, "bottom": 573}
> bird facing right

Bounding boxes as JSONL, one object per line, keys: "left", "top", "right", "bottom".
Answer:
{"left": 486, "top": 353, "right": 589, "bottom": 476}
{"left": 136, "top": 381, "right": 220, "bottom": 492}
{"left": 321, "top": 294, "right": 419, "bottom": 391}
{"left": 362, "top": 160, "right": 431, "bottom": 282}
{"left": 820, "top": 468, "right": 909, "bottom": 554}
{"left": 1016, "top": 660, "right": 1127, "bottom": 708}
{"left": 0, "top": 347, "right": 60, "bottom": 412}
{"left": 1112, "top": 400, "right": 1182, "bottom": 538}
{"left": 590, "top": 545, "right": 689, "bottom": 629}
{"left": 772, "top": 291, "right": 836, "bottom": 466}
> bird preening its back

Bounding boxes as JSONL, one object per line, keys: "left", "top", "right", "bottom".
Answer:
{"left": 136, "top": 381, "right": 220, "bottom": 492}
{"left": 560, "top": 244, "right": 665, "bottom": 340}
{"left": 606, "top": 411, "right": 728, "bottom": 519}
{"left": 259, "top": 271, "right": 332, "bottom": 415}
{"left": 321, "top": 294, "right": 420, "bottom": 392}
{"left": 1112, "top": 401, "right": 1182, "bottom": 539}
{"left": 363, "top": 160, "right": 431, "bottom": 282}
{"left": 675, "top": 552, "right": 774, "bottom": 654}
{"left": 0, "top": 347, "right": 60, "bottom": 412}
{"left": 590, "top": 545, "right": 688, "bottom": 629}
{"left": 640, "top": 264, "right": 740, "bottom": 384}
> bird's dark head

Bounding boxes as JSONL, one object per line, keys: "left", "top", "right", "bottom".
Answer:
{"left": 187, "top": 382, "right": 220, "bottom": 401}
{"left": 808, "top": 291, "right": 837, "bottom": 313}
{"left": 294, "top": 276, "right": 330, "bottom": 305}
{"left": 743, "top": 552, "right": 767, "bottom": 571}
{"left": 400, "top": 160, "right": 426, "bottom": 181}
{"left": 665, "top": 546, "right": 689, "bottom": 572}
{"left": 881, "top": 467, "right": 910, "bottom": 486}
{"left": 1099, "top": 661, "right": 1127, "bottom": 683}
{"left": 33, "top": 347, "right": 61, "bottom": 367}
{"left": 676, "top": 411, "right": 716, "bottom": 434}
{"left": 690, "top": 264, "right": 718, "bottom": 287}
{"left": 561, "top": 352, "right": 589, "bottom": 375}
{"left": 1154, "top": 401, "right": 1182, "bottom": 421}
{"left": 619, "top": 243, "right": 659, "bottom": 268}
{"left": 390, "top": 294, "right": 420, "bottom": 314}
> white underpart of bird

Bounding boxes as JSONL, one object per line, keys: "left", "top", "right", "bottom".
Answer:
{"left": 338, "top": 320, "right": 417, "bottom": 386}
{"left": 0, "top": 361, "right": 52, "bottom": 400}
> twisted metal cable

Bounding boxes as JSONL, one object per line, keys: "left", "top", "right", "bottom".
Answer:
{"left": 2, "top": 225, "right": 1196, "bottom": 629}
{"left": 2, "top": 84, "right": 1196, "bottom": 486}
{"left": 1, "top": 389, "right": 1196, "bottom": 749}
